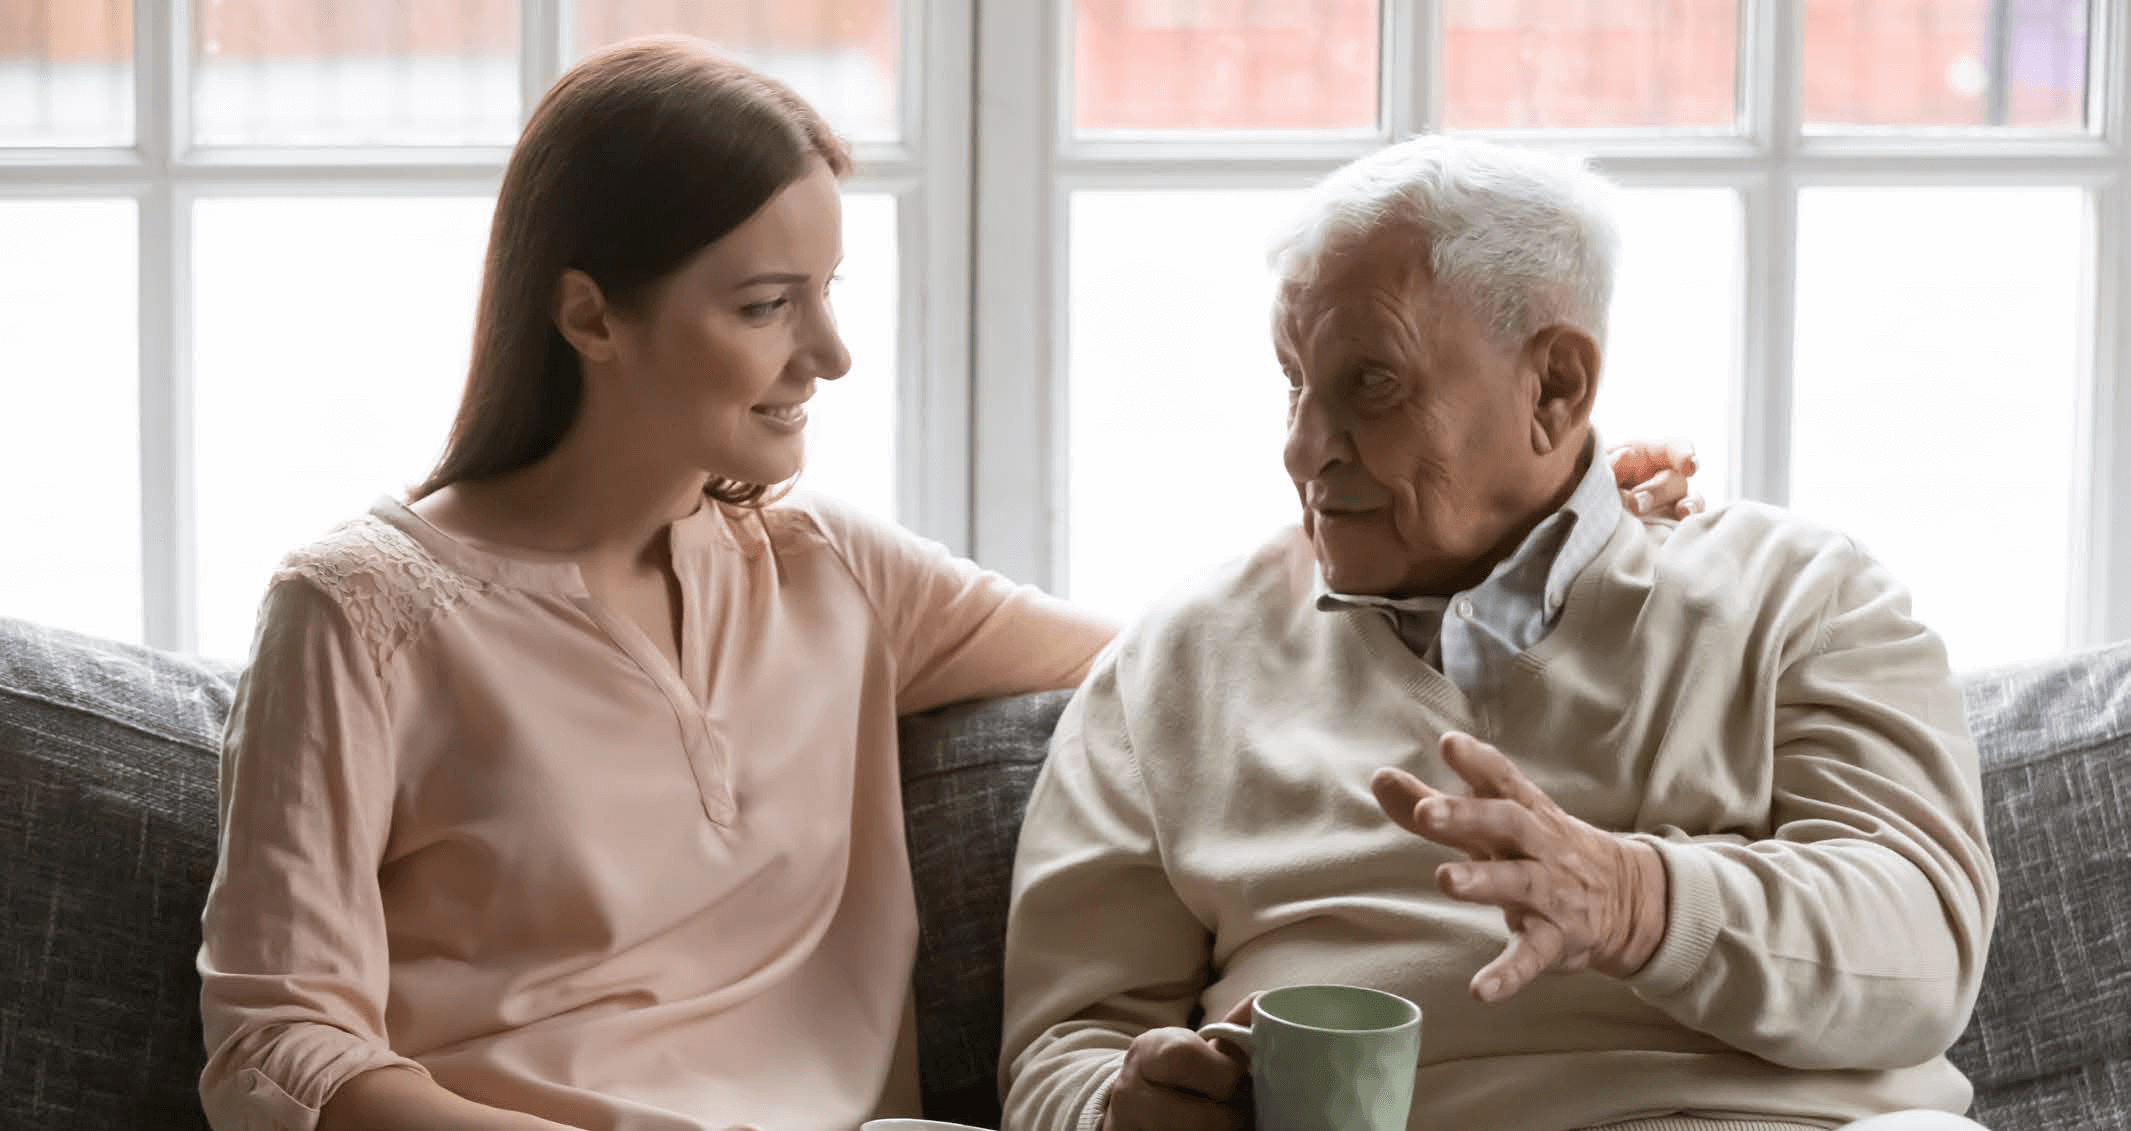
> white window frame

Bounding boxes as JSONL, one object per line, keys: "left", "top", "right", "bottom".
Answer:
{"left": 0, "top": 0, "right": 974, "bottom": 653}
{"left": 972, "top": 0, "right": 2131, "bottom": 651}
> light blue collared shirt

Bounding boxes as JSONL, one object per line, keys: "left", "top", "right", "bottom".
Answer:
{"left": 1314, "top": 438, "right": 1624, "bottom": 694}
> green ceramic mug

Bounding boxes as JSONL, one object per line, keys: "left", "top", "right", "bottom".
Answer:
{"left": 1197, "top": 984, "right": 1421, "bottom": 1131}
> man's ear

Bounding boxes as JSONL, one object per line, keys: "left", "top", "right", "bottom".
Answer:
{"left": 555, "top": 268, "right": 619, "bottom": 364}
{"left": 1525, "top": 324, "right": 1600, "bottom": 456}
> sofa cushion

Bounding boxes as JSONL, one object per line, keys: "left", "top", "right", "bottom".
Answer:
{"left": 898, "top": 689, "right": 1074, "bottom": 1127}
{"left": 0, "top": 616, "right": 241, "bottom": 1131}
{"left": 1953, "top": 640, "right": 2131, "bottom": 1130}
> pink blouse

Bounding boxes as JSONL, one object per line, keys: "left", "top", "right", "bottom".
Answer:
{"left": 197, "top": 492, "right": 1114, "bottom": 1131}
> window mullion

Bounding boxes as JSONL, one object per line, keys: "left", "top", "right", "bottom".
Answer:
{"left": 2102, "top": 180, "right": 2131, "bottom": 647}
{"left": 1384, "top": 0, "right": 1434, "bottom": 137}
{"left": 137, "top": 0, "right": 195, "bottom": 652}
{"left": 2089, "top": 0, "right": 2131, "bottom": 646}
{"left": 523, "top": 0, "right": 566, "bottom": 122}
{"left": 970, "top": 0, "right": 1061, "bottom": 588}
{"left": 1737, "top": 0, "right": 1802, "bottom": 507}
{"left": 905, "top": 0, "right": 975, "bottom": 553}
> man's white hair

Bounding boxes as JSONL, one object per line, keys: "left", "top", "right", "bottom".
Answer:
{"left": 1269, "top": 134, "right": 1622, "bottom": 346}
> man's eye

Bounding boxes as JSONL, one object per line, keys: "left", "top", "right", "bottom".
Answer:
{"left": 1358, "top": 368, "right": 1399, "bottom": 396}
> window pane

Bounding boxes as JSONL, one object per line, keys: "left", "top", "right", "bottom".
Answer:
{"left": 1441, "top": 0, "right": 1739, "bottom": 130}
{"left": 801, "top": 192, "right": 898, "bottom": 521}
{"left": 1597, "top": 189, "right": 1740, "bottom": 505}
{"left": 0, "top": 0, "right": 132, "bottom": 146}
{"left": 1073, "top": 0, "right": 1379, "bottom": 132}
{"left": 1804, "top": 0, "right": 2090, "bottom": 130}
{"left": 1067, "top": 191, "right": 1301, "bottom": 620}
{"left": 192, "top": 1, "right": 519, "bottom": 147}
{"left": 1792, "top": 188, "right": 2082, "bottom": 670}
{"left": 0, "top": 201, "right": 140, "bottom": 641}
{"left": 192, "top": 197, "right": 492, "bottom": 659}
{"left": 573, "top": 1, "right": 898, "bottom": 142}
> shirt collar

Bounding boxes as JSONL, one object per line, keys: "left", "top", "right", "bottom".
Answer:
{"left": 1539, "top": 432, "right": 1627, "bottom": 608}
{"left": 1311, "top": 433, "right": 1622, "bottom": 614}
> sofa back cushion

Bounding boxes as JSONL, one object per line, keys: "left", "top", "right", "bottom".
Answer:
{"left": 1952, "top": 641, "right": 2131, "bottom": 1129}
{"left": 0, "top": 617, "right": 240, "bottom": 1131}
{"left": 897, "top": 690, "right": 1074, "bottom": 1126}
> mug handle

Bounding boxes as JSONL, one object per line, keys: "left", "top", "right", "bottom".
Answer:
{"left": 1196, "top": 1021, "right": 1255, "bottom": 1058}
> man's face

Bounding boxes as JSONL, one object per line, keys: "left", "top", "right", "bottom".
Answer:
{"left": 1275, "top": 241, "right": 1556, "bottom": 598}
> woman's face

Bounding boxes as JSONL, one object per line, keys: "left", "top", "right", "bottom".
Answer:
{"left": 600, "top": 161, "right": 852, "bottom": 488}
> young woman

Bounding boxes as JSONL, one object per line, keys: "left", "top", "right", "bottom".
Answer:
{"left": 197, "top": 36, "right": 1700, "bottom": 1131}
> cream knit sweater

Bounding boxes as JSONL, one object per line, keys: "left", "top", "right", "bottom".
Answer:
{"left": 1000, "top": 503, "right": 1997, "bottom": 1131}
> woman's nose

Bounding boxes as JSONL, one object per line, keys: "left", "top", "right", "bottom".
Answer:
{"left": 809, "top": 304, "right": 853, "bottom": 381}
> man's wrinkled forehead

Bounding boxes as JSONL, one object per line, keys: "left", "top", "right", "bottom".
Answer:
{"left": 1274, "top": 240, "right": 1432, "bottom": 346}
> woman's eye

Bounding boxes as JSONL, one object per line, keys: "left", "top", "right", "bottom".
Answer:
{"left": 740, "top": 297, "right": 790, "bottom": 321}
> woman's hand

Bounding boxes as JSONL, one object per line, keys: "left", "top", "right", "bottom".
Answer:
{"left": 1607, "top": 439, "right": 1703, "bottom": 519}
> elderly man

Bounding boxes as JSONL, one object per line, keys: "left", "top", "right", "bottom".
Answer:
{"left": 999, "top": 135, "right": 1996, "bottom": 1131}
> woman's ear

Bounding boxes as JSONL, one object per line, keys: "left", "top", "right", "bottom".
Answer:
{"left": 1526, "top": 324, "right": 1600, "bottom": 456}
{"left": 554, "top": 268, "right": 618, "bottom": 364}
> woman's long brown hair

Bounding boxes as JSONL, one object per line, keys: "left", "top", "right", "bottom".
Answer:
{"left": 411, "top": 35, "right": 851, "bottom": 506}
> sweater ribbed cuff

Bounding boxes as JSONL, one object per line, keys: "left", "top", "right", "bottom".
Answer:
{"left": 1076, "top": 1065, "right": 1121, "bottom": 1131}
{"left": 1625, "top": 835, "right": 1725, "bottom": 999}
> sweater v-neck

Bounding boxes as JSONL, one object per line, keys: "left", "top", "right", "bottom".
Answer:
{"left": 1335, "top": 514, "right": 1639, "bottom": 736}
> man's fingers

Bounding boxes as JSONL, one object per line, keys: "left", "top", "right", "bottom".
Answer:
{"left": 1202, "top": 993, "right": 1260, "bottom": 1063}
{"left": 1413, "top": 796, "right": 1539, "bottom": 859}
{"left": 1370, "top": 766, "right": 1445, "bottom": 836}
{"left": 1439, "top": 732, "right": 1547, "bottom": 807}
{"left": 1471, "top": 918, "right": 1567, "bottom": 1004}
{"left": 1437, "top": 858, "right": 1544, "bottom": 909}
{"left": 1110, "top": 1027, "right": 1252, "bottom": 1131}
{"left": 1138, "top": 1029, "right": 1249, "bottom": 1103}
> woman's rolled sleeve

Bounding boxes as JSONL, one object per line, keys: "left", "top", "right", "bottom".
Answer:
{"left": 198, "top": 577, "right": 427, "bottom": 1130}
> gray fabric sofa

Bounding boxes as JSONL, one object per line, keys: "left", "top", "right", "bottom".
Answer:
{"left": 2, "top": 613, "right": 2126, "bottom": 1130}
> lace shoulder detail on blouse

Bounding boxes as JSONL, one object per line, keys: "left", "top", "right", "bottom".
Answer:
{"left": 272, "top": 515, "right": 487, "bottom": 670}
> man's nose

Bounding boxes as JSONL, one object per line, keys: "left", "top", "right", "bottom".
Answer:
{"left": 1283, "top": 389, "right": 1351, "bottom": 481}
